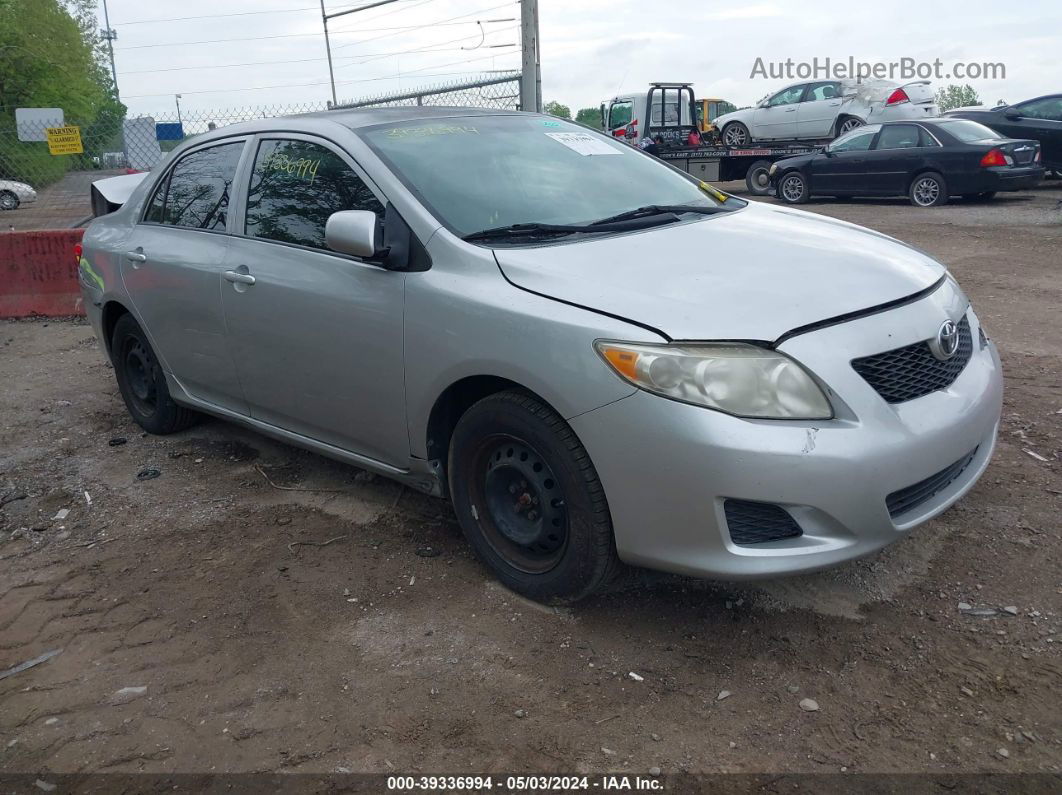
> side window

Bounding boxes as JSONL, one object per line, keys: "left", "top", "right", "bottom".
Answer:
{"left": 918, "top": 127, "right": 940, "bottom": 147}
{"left": 804, "top": 82, "right": 841, "bottom": 102}
{"left": 1013, "top": 97, "right": 1062, "bottom": 121}
{"left": 830, "top": 128, "right": 877, "bottom": 152}
{"left": 148, "top": 142, "right": 244, "bottom": 230}
{"left": 876, "top": 125, "right": 921, "bottom": 150}
{"left": 244, "top": 138, "right": 384, "bottom": 251}
{"left": 609, "top": 101, "right": 633, "bottom": 129}
{"left": 768, "top": 85, "right": 806, "bottom": 107}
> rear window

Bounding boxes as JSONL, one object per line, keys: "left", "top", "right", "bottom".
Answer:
{"left": 936, "top": 120, "right": 1001, "bottom": 142}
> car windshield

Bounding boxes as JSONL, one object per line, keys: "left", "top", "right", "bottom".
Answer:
{"left": 360, "top": 115, "right": 736, "bottom": 238}
{"left": 936, "top": 120, "right": 1001, "bottom": 142}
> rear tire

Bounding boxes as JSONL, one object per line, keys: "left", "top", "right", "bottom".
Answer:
{"left": 777, "top": 171, "right": 810, "bottom": 204}
{"left": 909, "top": 172, "right": 948, "bottom": 207}
{"left": 835, "top": 116, "right": 864, "bottom": 136}
{"left": 745, "top": 159, "right": 774, "bottom": 196}
{"left": 447, "top": 391, "right": 620, "bottom": 604}
{"left": 722, "top": 121, "right": 751, "bottom": 147}
{"left": 0, "top": 190, "right": 19, "bottom": 211}
{"left": 111, "top": 314, "right": 198, "bottom": 435}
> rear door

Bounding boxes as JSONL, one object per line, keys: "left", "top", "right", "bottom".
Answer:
{"left": 752, "top": 84, "right": 806, "bottom": 140}
{"left": 123, "top": 138, "right": 250, "bottom": 413}
{"left": 796, "top": 81, "right": 843, "bottom": 138}
{"left": 862, "top": 124, "right": 923, "bottom": 194}
{"left": 220, "top": 134, "right": 409, "bottom": 466}
{"left": 810, "top": 126, "right": 879, "bottom": 193}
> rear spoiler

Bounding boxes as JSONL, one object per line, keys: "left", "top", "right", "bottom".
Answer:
{"left": 90, "top": 172, "right": 149, "bottom": 217}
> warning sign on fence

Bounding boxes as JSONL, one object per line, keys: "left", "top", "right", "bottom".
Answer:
{"left": 45, "top": 125, "right": 83, "bottom": 155}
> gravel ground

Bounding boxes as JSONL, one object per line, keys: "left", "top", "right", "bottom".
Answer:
{"left": 1, "top": 183, "right": 1060, "bottom": 779}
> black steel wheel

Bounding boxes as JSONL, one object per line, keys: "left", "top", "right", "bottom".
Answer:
{"left": 111, "top": 313, "right": 198, "bottom": 435}
{"left": 448, "top": 391, "right": 620, "bottom": 603}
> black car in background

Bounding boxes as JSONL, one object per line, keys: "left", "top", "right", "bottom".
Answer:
{"left": 945, "top": 95, "right": 1062, "bottom": 171}
{"left": 768, "top": 119, "right": 1044, "bottom": 207}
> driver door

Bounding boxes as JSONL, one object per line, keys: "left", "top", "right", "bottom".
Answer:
{"left": 752, "top": 84, "right": 806, "bottom": 140}
{"left": 810, "top": 126, "right": 879, "bottom": 193}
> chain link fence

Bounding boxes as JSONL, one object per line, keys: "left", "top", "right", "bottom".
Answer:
{"left": 0, "top": 72, "right": 520, "bottom": 231}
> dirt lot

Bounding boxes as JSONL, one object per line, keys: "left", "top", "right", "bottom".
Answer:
{"left": 1, "top": 183, "right": 1060, "bottom": 782}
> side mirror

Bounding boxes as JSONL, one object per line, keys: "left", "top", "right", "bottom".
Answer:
{"left": 823, "top": 147, "right": 834, "bottom": 156}
{"left": 1003, "top": 109, "right": 1021, "bottom": 120}
{"left": 326, "top": 210, "right": 379, "bottom": 258}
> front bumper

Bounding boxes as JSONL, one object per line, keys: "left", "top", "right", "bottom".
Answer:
{"left": 571, "top": 285, "right": 1002, "bottom": 580}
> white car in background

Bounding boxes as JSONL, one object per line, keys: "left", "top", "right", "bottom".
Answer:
{"left": 716, "top": 79, "right": 938, "bottom": 145}
{"left": 0, "top": 179, "right": 37, "bottom": 211}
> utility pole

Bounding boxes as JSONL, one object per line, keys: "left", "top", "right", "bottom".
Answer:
{"left": 175, "top": 94, "right": 183, "bottom": 127}
{"left": 320, "top": 0, "right": 402, "bottom": 108}
{"left": 520, "top": 0, "right": 541, "bottom": 113}
{"left": 100, "top": 0, "right": 119, "bottom": 99}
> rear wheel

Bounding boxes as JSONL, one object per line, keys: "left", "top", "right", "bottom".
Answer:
{"left": 745, "top": 159, "right": 774, "bottom": 196}
{"left": 0, "top": 191, "right": 19, "bottom": 211}
{"left": 777, "top": 171, "right": 809, "bottom": 204}
{"left": 111, "top": 314, "right": 198, "bottom": 435}
{"left": 722, "top": 121, "right": 751, "bottom": 147}
{"left": 909, "top": 172, "right": 949, "bottom": 207}
{"left": 447, "top": 391, "right": 619, "bottom": 604}
{"left": 836, "top": 116, "right": 864, "bottom": 136}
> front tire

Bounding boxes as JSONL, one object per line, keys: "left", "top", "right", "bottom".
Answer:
{"left": 0, "top": 191, "right": 19, "bottom": 211}
{"left": 909, "top": 172, "right": 949, "bottom": 207}
{"left": 722, "top": 121, "right": 751, "bottom": 147}
{"left": 777, "top": 171, "right": 809, "bottom": 204}
{"left": 447, "top": 391, "right": 620, "bottom": 604}
{"left": 111, "top": 314, "right": 198, "bottom": 435}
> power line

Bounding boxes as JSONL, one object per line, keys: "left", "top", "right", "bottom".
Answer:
{"left": 115, "top": 0, "right": 423, "bottom": 26}
{"left": 332, "top": 2, "right": 516, "bottom": 50}
{"left": 335, "top": 25, "right": 519, "bottom": 70}
{"left": 112, "top": 7, "right": 511, "bottom": 52}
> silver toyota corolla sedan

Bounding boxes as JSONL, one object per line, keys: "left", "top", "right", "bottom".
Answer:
{"left": 79, "top": 107, "right": 1002, "bottom": 603}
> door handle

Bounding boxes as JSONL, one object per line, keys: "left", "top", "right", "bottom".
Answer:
{"left": 785, "top": 108, "right": 797, "bottom": 112}
{"left": 224, "top": 270, "right": 256, "bottom": 286}
{"left": 125, "top": 249, "right": 147, "bottom": 264}
{"left": 828, "top": 101, "right": 841, "bottom": 106}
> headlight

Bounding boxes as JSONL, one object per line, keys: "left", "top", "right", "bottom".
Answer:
{"left": 769, "top": 164, "right": 778, "bottom": 175}
{"left": 595, "top": 341, "right": 832, "bottom": 419}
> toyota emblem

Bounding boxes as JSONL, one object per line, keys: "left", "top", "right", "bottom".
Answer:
{"left": 933, "top": 320, "right": 960, "bottom": 361}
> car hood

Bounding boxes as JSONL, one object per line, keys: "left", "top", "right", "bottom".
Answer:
{"left": 493, "top": 202, "right": 946, "bottom": 342}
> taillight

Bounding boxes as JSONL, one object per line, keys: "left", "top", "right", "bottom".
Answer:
{"left": 980, "top": 148, "right": 1007, "bottom": 167}
{"left": 885, "top": 88, "right": 909, "bottom": 105}
{"left": 73, "top": 242, "right": 82, "bottom": 265}
{"left": 1035, "top": 149, "right": 1041, "bottom": 162}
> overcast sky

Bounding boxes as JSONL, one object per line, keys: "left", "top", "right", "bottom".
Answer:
{"left": 106, "top": 0, "right": 1060, "bottom": 120}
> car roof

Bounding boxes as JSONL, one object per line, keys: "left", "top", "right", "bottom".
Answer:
{"left": 291, "top": 105, "right": 523, "bottom": 130}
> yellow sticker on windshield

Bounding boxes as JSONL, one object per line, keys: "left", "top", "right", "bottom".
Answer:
{"left": 699, "top": 181, "right": 728, "bottom": 202}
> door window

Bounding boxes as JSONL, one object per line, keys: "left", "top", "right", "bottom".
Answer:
{"left": 244, "top": 138, "right": 384, "bottom": 251}
{"left": 1013, "top": 96, "right": 1062, "bottom": 121}
{"left": 876, "top": 125, "right": 921, "bottom": 150}
{"left": 804, "top": 82, "right": 841, "bottom": 102}
{"left": 767, "top": 85, "right": 806, "bottom": 107}
{"left": 829, "top": 127, "right": 879, "bottom": 152}
{"left": 144, "top": 141, "right": 244, "bottom": 230}
{"left": 609, "top": 101, "right": 633, "bottom": 130}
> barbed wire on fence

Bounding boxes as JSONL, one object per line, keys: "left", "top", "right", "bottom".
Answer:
{"left": 0, "top": 71, "right": 521, "bottom": 230}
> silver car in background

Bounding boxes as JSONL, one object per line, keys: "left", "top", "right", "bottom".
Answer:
{"left": 715, "top": 79, "right": 938, "bottom": 145}
{"left": 79, "top": 108, "right": 1002, "bottom": 603}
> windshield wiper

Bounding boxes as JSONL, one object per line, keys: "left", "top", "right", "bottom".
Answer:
{"left": 462, "top": 222, "right": 594, "bottom": 243}
{"left": 588, "top": 204, "right": 725, "bottom": 226}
